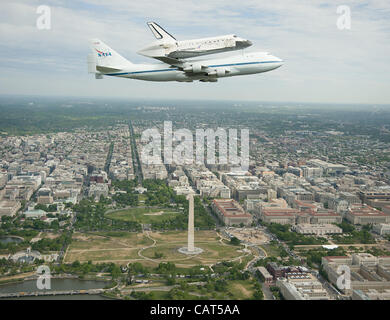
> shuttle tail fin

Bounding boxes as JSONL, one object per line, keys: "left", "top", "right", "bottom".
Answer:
{"left": 88, "top": 39, "right": 133, "bottom": 74}
{"left": 147, "top": 22, "right": 176, "bottom": 41}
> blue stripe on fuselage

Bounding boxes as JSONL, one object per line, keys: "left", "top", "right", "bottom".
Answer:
{"left": 105, "top": 60, "right": 282, "bottom": 76}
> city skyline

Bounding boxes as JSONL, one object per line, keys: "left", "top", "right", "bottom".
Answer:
{"left": 1, "top": 97, "right": 390, "bottom": 301}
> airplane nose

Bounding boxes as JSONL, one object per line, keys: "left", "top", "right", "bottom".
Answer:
{"left": 271, "top": 56, "right": 284, "bottom": 68}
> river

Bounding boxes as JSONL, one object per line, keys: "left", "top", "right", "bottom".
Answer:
{"left": 0, "top": 278, "right": 115, "bottom": 300}
{"left": 0, "top": 236, "right": 23, "bottom": 244}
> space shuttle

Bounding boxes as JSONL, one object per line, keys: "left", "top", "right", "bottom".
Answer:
{"left": 137, "top": 22, "right": 252, "bottom": 63}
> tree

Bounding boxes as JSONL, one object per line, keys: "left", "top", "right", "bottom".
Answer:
{"left": 230, "top": 237, "right": 241, "bottom": 246}
{"left": 253, "top": 290, "right": 264, "bottom": 300}
{"left": 111, "top": 264, "right": 122, "bottom": 279}
{"left": 166, "top": 274, "right": 176, "bottom": 286}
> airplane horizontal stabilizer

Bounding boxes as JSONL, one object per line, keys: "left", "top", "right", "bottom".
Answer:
{"left": 96, "top": 66, "right": 122, "bottom": 73}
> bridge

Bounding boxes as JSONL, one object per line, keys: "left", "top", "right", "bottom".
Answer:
{"left": 0, "top": 288, "right": 104, "bottom": 298}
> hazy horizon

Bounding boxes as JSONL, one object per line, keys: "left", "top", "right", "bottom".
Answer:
{"left": 1, "top": 93, "right": 390, "bottom": 108}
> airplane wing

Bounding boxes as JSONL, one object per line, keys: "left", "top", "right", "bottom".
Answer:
{"left": 152, "top": 56, "right": 182, "bottom": 65}
{"left": 147, "top": 56, "right": 230, "bottom": 77}
{"left": 149, "top": 56, "right": 207, "bottom": 74}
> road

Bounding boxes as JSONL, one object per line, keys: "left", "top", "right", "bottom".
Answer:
{"left": 261, "top": 283, "right": 274, "bottom": 300}
{"left": 129, "top": 121, "right": 143, "bottom": 184}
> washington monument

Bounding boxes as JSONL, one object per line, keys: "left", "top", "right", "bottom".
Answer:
{"left": 179, "top": 194, "right": 203, "bottom": 255}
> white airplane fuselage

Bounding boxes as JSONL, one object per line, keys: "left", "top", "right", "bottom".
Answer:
{"left": 104, "top": 52, "right": 283, "bottom": 82}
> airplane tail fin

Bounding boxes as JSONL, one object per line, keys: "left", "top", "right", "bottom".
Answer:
{"left": 88, "top": 39, "right": 133, "bottom": 75}
{"left": 147, "top": 22, "right": 176, "bottom": 41}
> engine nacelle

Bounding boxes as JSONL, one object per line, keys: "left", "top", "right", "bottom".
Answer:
{"left": 207, "top": 67, "right": 229, "bottom": 77}
{"left": 192, "top": 64, "right": 202, "bottom": 73}
{"left": 216, "top": 68, "right": 226, "bottom": 77}
{"left": 183, "top": 63, "right": 204, "bottom": 73}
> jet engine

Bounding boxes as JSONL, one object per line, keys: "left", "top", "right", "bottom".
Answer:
{"left": 183, "top": 63, "right": 205, "bottom": 73}
{"left": 207, "top": 67, "right": 230, "bottom": 77}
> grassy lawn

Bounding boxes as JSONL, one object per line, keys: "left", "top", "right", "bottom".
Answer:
{"left": 70, "top": 232, "right": 153, "bottom": 250}
{"left": 106, "top": 207, "right": 182, "bottom": 224}
{"left": 64, "top": 232, "right": 154, "bottom": 263}
{"left": 187, "top": 279, "right": 256, "bottom": 300}
{"left": 150, "top": 230, "right": 218, "bottom": 242}
{"left": 65, "top": 230, "right": 249, "bottom": 267}
{"left": 66, "top": 248, "right": 140, "bottom": 263}
{"left": 141, "top": 241, "right": 245, "bottom": 266}
{"left": 38, "top": 232, "right": 60, "bottom": 239}
{"left": 260, "top": 242, "right": 284, "bottom": 257}
{"left": 138, "top": 194, "right": 148, "bottom": 202}
{"left": 227, "top": 279, "right": 255, "bottom": 299}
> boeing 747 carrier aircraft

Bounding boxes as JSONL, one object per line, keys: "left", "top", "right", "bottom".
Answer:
{"left": 88, "top": 26, "right": 283, "bottom": 83}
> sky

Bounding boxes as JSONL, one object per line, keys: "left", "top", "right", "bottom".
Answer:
{"left": 0, "top": 0, "right": 389, "bottom": 104}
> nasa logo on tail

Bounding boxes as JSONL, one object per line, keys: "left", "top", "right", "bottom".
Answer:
{"left": 96, "top": 49, "right": 112, "bottom": 57}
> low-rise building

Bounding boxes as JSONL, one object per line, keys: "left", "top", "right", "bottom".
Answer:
{"left": 23, "top": 209, "right": 46, "bottom": 219}
{"left": 0, "top": 200, "right": 21, "bottom": 217}
{"left": 256, "top": 266, "right": 273, "bottom": 285}
{"left": 309, "top": 210, "right": 342, "bottom": 224}
{"left": 266, "top": 262, "right": 285, "bottom": 280}
{"left": 322, "top": 253, "right": 390, "bottom": 297}
{"left": 345, "top": 205, "right": 390, "bottom": 225}
{"left": 352, "top": 289, "right": 390, "bottom": 300}
{"left": 211, "top": 199, "right": 253, "bottom": 226}
{"left": 373, "top": 223, "right": 390, "bottom": 236}
{"left": 360, "top": 190, "right": 390, "bottom": 203}
{"left": 260, "top": 208, "right": 299, "bottom": 225}
{"left": 276, "top": 274, "right": 330, "bottom": 300}
{"left": 88, "top": 183, "right": 109, "bottom": 200}
{"left": 292, "top": 223, "right": 342, "bottom": 236}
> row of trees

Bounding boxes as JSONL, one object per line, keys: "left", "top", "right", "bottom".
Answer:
{"left": 53, "top": 260, "right": 121, "bottom": 278}
{"left": 31, "top": 233, "right": 72, "bottom": 253}
{"left": 333, "top": 220, "right": 375, "bottom": 244}
{"left": 73, "top": 199, "right": 141, "bottom": 232}
{"left": 34, "top": 203, "right": 57, "bottom": 212}
{"left": 301, "top": 247, "right": 347, "bottom": 268}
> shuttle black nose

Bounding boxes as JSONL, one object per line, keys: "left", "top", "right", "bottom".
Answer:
{"left": 236, "top": 39, "right": 252, "bottom": 49}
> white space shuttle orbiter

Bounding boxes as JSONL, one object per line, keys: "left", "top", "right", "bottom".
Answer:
{"left": 137, "top": 22, "right": 252, "bottom": 63}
